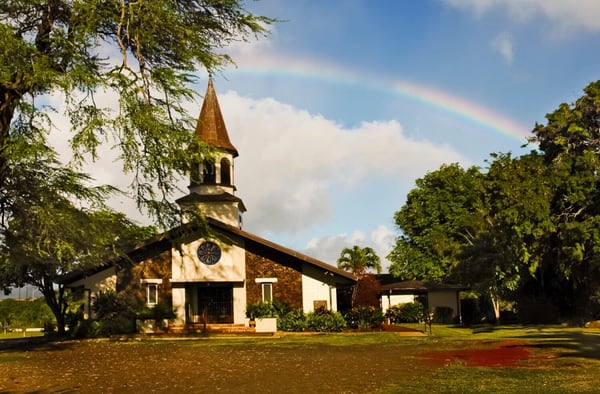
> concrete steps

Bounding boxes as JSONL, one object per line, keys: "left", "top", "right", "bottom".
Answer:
{"left": 167, "top": 323, "right": 259, "bottom": 336}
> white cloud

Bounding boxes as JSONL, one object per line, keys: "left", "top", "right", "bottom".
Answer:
{"left": 442, "top": 0, "right": 600, "bottom": 34}
{"left": 303, "top": 225, "right": 396, "bottom": 271}
{"left": 491, "top": 32, "right": 514, "bottom": 64}
{"left": 220, "top": 91, "right": 467, "bottom": 234}
{"left": 47, "top": 86, "right": 466, "bottom": 268}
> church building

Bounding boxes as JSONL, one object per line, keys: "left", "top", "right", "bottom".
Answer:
{"left": 58, "top": 78, "right": 356, "bottom": 330}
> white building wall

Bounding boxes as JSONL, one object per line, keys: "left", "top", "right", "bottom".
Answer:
{"left": 302, "top": 274, "right": 333, "bottom": 312}
{"left": 172, "top": 238, "right": 245, "bottom": 282}
{"left": 381, "top": 294, "right": 416, "bottom": 313}
{"left": 428, "top": 290, "right": 459, "bottom": 318}
{"left": 232, "top": 285, "right": 246, "bottom": 324}
{"left": 68, "top": 267, "right": 117, "bottom": 319}
{"left": 172, "top": 287, "right": 186, "bottom": 324}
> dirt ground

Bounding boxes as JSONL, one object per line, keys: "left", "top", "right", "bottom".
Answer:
{"left": 0, "top": 335, "right": 534, "bottom": 393}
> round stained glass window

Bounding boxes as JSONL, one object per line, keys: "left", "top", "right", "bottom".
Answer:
{"left": 197, "top": 241, "right": 221, "bottom": 265}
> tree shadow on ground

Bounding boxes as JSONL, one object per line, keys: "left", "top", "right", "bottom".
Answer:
{"left": 517, "top": 330, "right": 600, "bottom": 361}
{"left": 0, "top": 336, "right": 76, "bottom": 352}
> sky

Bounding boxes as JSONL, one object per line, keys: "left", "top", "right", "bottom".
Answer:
{"left": 46, "top": 0, "right": 600, "bottom": 275}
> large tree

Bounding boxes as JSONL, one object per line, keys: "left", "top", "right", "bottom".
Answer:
{"left": 0, "top": 0, "right": 272, "bottom": 332}
{"left": 0, "top": 0, "right": 272, "bottom": 224}
{"left": 457, "top": 152, "right": 554, "bottom": 320}
{"left": 528, "top": 81, "right": 600, "bottom": 317}
{"left": 0, "top": 132, "right": 155, "bottom": 334}
{"left": 387, "top": 163, "right": 484, "bottom": 281}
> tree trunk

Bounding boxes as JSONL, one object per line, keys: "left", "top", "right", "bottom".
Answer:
{"left": 40, "top": 280, "right": 68, "bottom": 336}
{"left": 489, "top": 290, "right": 500, "bottom": 324}
{"left": 0, "top": 87, "right": 23, "bottom": 194}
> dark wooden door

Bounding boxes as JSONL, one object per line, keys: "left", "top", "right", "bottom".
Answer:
{"left": 198, "top": 286, "right": 233, "bottom": 324}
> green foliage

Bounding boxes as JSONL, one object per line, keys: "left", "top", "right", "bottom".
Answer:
{"left": 0, "top": 0, "right": 273, "bottom": 225}
{"left": 433, "top": 306, "right": 454, "bottom": 323}
{"left": 245, "top": 301, "right": 276, "bottom": 319}
{"left": 386, "top": 302, "right": 424, "bottom": 324}
{"left": 0, "top": 0, "right": 271, "bottom": 335}
{"left": 277, "top": 308, "right": 308, "bottom": 332}
{"left": 389, "top": 81, "right": 600, "bottom": 320}
{"left": 388, "top": 164, "right": 484, "bottom": 282}
{"left": 136, "top": 303, "right": 176, "bottom": 321}
{"left": 337, "top": 245, "right": 382, "bottom": 276}
{"left": 344, "top": 305, "right": 385, "bottom": 330}
{"left": 0, "top": 298, "right": 54, "bottom": 331}
{"left": 92, "top": 290, "right": 136, "bottom": 336}
{"left": 306, "top": 308, "right": 346, "bottom": 332}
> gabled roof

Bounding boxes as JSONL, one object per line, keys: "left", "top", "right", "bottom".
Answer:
{"left": 195, "top": 77, "right": 238, "bottom": 157}
{"left": 207, "top": 218, "right": 356, "bottom": 282}
{"left": 56, "top": 218, "right": 356, "bottom": 286}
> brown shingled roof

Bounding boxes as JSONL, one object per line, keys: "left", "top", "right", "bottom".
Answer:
{"left": 194, "top": 77, "right": 238, "bottom": 157}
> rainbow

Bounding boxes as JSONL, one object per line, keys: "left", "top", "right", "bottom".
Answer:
{"left": 221, "top": 53, "right": 531, "bottom": 143}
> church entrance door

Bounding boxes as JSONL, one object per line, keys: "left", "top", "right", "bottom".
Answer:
{"left": 197, "top": 286, "right": 233, "bottom": 324}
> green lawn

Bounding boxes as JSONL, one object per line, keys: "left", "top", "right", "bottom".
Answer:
{"left": 0, "top": 330, "right": 44, "bottom": 340}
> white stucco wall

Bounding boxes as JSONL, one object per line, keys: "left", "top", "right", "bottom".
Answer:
{"left": 381, "top": 294, "right": 415, "bottom": 313}
{"left": 232, "top": 286, "right": 246, "bottom": 324}
{"left": 68, "top": 267, "right": 117, "bottom": 319}
{"left": 172, "top": 287, "right": 186, "bottom": 324}
{"left": 172, "top": 238, "right": 245, "bottom": 282}
{"left": 301, "top": 265, "right": 339, "bottom": 312}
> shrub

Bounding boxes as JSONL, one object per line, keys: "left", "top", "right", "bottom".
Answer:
{"left": 433, "top": 306, "right": 454, "bottom": 323}
{"left": 92, "top": 290, "right": 136, "bottom": 336}
{"left": 345, "top": 305, "right": 385, "bottom": 330}
{"left": 136, "top": 303, "right": 176, "bottom": 321}
{"left": 306, "top": 309, "right": 346, "bottom": 332}
{"left": 387, "top": 301, "right": 424, "bottom": 323}
{"left": 277, "top": 308, "right": 307, "bottom": 332}
{"left": 246, "top": 301, "right": 277, "bottom": 319}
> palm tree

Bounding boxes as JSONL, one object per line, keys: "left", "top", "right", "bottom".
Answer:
{"left": 337, "top": 245, "right": 382, "bottom": 276}
{"left": 337, "top": 245, "right": 382, "bottom": 307}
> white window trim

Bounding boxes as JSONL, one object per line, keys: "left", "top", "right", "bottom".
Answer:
{"left": 141, "top": 278, "right": 162, "bottom": 284}
{"left": 261, "top": 282, "right": 273, "bottom": 303}
{"left": 255, "top": 278, "right": 278, "bottom": 283}
{"left": 141, "top": 279, "right": 162, "bottom": 306}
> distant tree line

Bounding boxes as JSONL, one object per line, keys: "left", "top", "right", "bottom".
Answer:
{"left": 0, "top": 298, "right": 54, "bottom": 332}
{"left": 388, "top": 81, "right": 600, "bottom": 323}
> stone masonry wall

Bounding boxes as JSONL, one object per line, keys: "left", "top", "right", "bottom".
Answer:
{"left": 245, "top": 251, "right": 303, "bottom": 309}
{"left": 117, "top": 249, "right": 172, "bottom": 308}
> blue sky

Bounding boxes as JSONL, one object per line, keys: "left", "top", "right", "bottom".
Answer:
{"left": 42, "top": 0, "right": 600, "bottom": 274}
{"left": 185, "top": 0, "right": 600, "bottom": 270}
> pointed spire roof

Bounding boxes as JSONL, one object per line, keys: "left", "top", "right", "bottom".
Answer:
{"left": 195, "top": 77, "right": 238, "bottom": 157}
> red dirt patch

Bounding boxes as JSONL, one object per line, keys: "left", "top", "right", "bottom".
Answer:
{"left": 421, "top": 341, "right": 532, "bottom": 367}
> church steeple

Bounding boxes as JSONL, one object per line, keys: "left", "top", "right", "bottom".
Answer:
{"left": 177, "top": 77, "right": 246, "bottom": 228}
{"left": 195, "top": 77, "right": 239, "bottom": 157}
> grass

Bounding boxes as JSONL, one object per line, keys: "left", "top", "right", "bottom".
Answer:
{"left": 0, "top": 331, "right": 44, "bottom": 340}
{"left": 2, "top": 325, "right": 600, "bottom": 392}
{"left": 381, "top": 324, "right": 600, "bottom": 393}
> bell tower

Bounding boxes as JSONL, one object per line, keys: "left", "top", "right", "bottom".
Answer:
{"left": 177, "top": 77, "right": 246, "bottom": 228}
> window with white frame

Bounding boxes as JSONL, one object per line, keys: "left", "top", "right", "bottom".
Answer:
{"left": 255, "top": 278, "right": 277, "bottom": 303}
{"left": 141, "top": 279, "right": 162, "bottom": 306}
{"left": 262, "top": 283, "right": 273, "bottom": 303}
